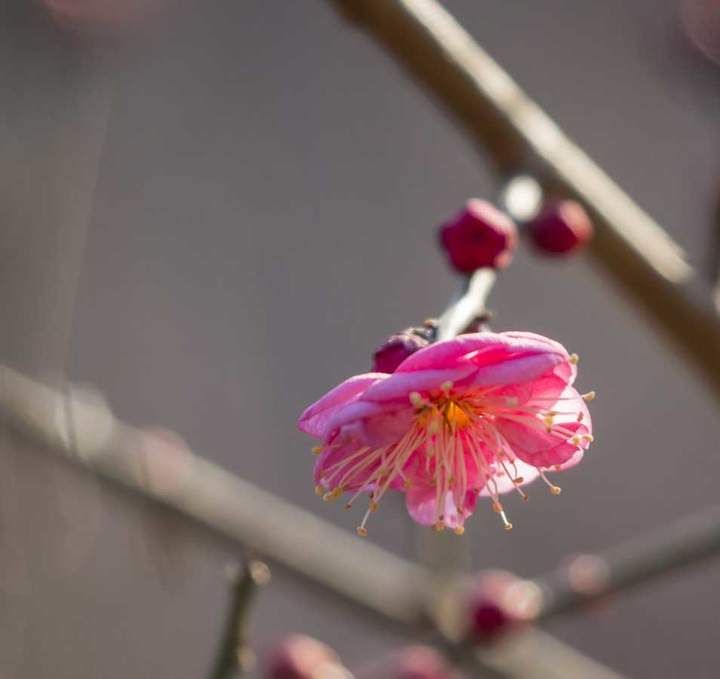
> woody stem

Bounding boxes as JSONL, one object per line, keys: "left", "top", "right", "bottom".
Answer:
{"left": 436, "top": 268, "right": 496, "bottom": 341}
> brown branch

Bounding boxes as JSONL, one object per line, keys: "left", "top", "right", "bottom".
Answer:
{"left": 533, "top": 505, "right": 720, "bottom": 620}
{"left": 327, "top": 0, "right": 720, "bottom": 400}
{"left": 0, "top": 364, "right": 625, "bottom": 679}
{"left": 209, "top": 560, "right": 270, "bottom": 679}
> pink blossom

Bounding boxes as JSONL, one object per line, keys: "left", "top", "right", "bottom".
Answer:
{"left": 266, "top": 635, "right": 348, "bottom": 679}
{"left": 298, "top": 332, "right": 593, "bottom": 536}
{"left": 387, "top": 645, "right": 456, "bottom": 679}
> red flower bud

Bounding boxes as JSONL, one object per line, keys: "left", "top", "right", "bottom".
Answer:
{"left": 372, "top": 332, "right": 430, "bottom": 373}
{"left": 527, "top": 200, "right": 593, "bottom": 255}
{"left": 466, "top": 571, "right": 541, "bottom": 643}
{"left": 439, "top": 200, "right": 517, "bottom": 273}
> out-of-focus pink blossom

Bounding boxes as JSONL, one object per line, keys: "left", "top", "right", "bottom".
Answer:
{"left": 266, "top": 635, "right": 349, "bottom": 679}
{"left": 40, "top": 0, "right": 167, "bottom": 33}
{"left": 465, "top": 570, "right": 541, "bottom": 642}
{"left": 527, "top": 200, "right": 593, "bottom": 256}
{"left": 439, "top": 200, "right": 517, "bottom": 273}
{"left": 299, "top": 332, "right": 593, "bottom": 536}
{"left": 681, "top": 0, "right": 720, "bottom": 65}
{"left": 389, "top": 646, "right": 456, "bottom": 679}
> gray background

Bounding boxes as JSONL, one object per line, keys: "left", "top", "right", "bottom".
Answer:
{"left": 1, "top": 0, "right": 720, "bottom": 677}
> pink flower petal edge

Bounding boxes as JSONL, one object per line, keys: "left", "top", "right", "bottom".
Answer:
{"left": 298, "top": 331, "right": 594, "bottom": 536}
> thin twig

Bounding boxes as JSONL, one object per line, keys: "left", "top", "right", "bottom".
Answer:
{"left": 326, "top": 0, "right": 720, "bottom": 401}
{"left": 0, "top": 364, "right": 624, "bottom": 679}
{"left": 209, "top": 559, "right": 271, "bottom": 679}
{"left": 436, "top": 269, "right": 496, "bottom": 341}
{"left": 533, "top": 505, "right": 720, "bottom": 620}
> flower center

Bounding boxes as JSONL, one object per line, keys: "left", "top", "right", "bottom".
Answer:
{"left": 443, "top": 400, "right": 471, "bottom": 428}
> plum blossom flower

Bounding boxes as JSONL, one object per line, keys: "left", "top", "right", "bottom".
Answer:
{"left": 298, "top": 332, "right": 594, "bottom": 536}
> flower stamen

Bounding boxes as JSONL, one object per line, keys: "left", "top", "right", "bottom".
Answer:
{"left": 539, "top": 469, "right": 562, "bottom": 495}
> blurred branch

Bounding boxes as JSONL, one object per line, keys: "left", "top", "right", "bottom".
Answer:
{"left": 327, "top": 0, "right": 720, "bottom": 401}
{"left": 534, "top": 505, "right": 720, "bottom": 620}
{"left": 209, "top": 560, "right": 271, "bottom": 679}
{"left": 0, "top": 364, "right": 623, "bottom": 679}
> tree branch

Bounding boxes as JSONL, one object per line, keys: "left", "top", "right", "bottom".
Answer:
{"left": 326, "top": 0, "right": 720, "bottom": 401}
{"left": 0, "top": 363, "right": 624, "bottom": 679}
{"left": 533, "top": 505, "right": 720, "bottom": 620}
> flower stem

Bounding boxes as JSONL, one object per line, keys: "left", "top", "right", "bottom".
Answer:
{"left": 436, "top": 268, "right": 496, "bottom": 341}
{"left": 533, "top": 505, "right": 720, "bottom": 620}
{"left": 208, "top": 559, "right": 271, "bottom": 679}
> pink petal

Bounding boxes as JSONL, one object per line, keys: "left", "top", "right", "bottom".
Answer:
{"left": 467, "top": 353, "right": 567, "bottom": 389}
{"left": 480, "top": 458, "right": 541, "bottom": 496}
{"left": 396, "top": 331, "right": 568, "bottom": 373}
{"left": 314, "top": 443, "right": 378, "bottom": 492}
{"left": 405, "top": 484, "right": 478, "bottom": 528}
{"left": 496, "top": 418, "right": 590, "bottom": 468}
{"left": 555, "top": 448, "right": 584, "bottom": 471}
{"left": 361, "top": 364, "right": 476, "bottom": 402}
{"left": 323, "top": 400, "right": 388, "bottom": 439}
{"left": 361, "top": 407, "right": 416, "bottom": 448}
{"left": 298, "top": 373, "right": 386, "bottom": 438}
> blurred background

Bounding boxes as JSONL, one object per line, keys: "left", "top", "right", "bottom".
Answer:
{"left": 1, "top": 0, "right": 720, "bottom": 677}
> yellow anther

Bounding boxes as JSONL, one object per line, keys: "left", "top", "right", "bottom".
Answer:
{"left": 409, "top": 391, "right": 424, "bottom": 408}
{"left": 311, "top": 446, "right": 323, "bottom": 455}
{"left": 445, "top": 401, "right": 470, "bottom": 428}
{"left": 503, "top": 522, "right": 514, "bottom": 531}
{"left": 314, "top": 485, "right": 324, "bottom": 496}
{"left": 427, "top": 419, "right": 441, "bottom": 434}
{"left": 571, "top": 436, "right": 581, "bottom": 446}
{"left": 583, "top": 434, "right": 594, "bottom": 443}
{"left": 356, "top": 526, "right": 368, "bottom": 537}
{"left": 582, "top": 390, "right": 596, "bottom": 402}
{"left": 323, "top": 488, "right": 342, "bottom": 502}
{"left": 569, "top": 353, "right": 579, "bottom": 365}
{"left": 369, "top": 500, "right": 379, "bottom": 512}
{"left": 550, "top": 485, "right": 562, "bottom": 496}
{"left": 453, "top": 525, "right": 465, "bottom": 535}
{"left": 433, "top": 521, "right": 446, "bottom": 532}
{"left": 441, "top": 380, "right": 454, "bottom": 393}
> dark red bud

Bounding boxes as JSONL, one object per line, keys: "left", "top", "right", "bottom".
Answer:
{"left": 373, "top": 332, "right": 429, "bottom": 373}
{"left": 439, "top": 200, "right": 517, "bottom": 274}
{"left": 466, "top": 571, "right": 541, "bottom": 644}
{"left": 527, "top": 200, "right": 593, "bottom": 255}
